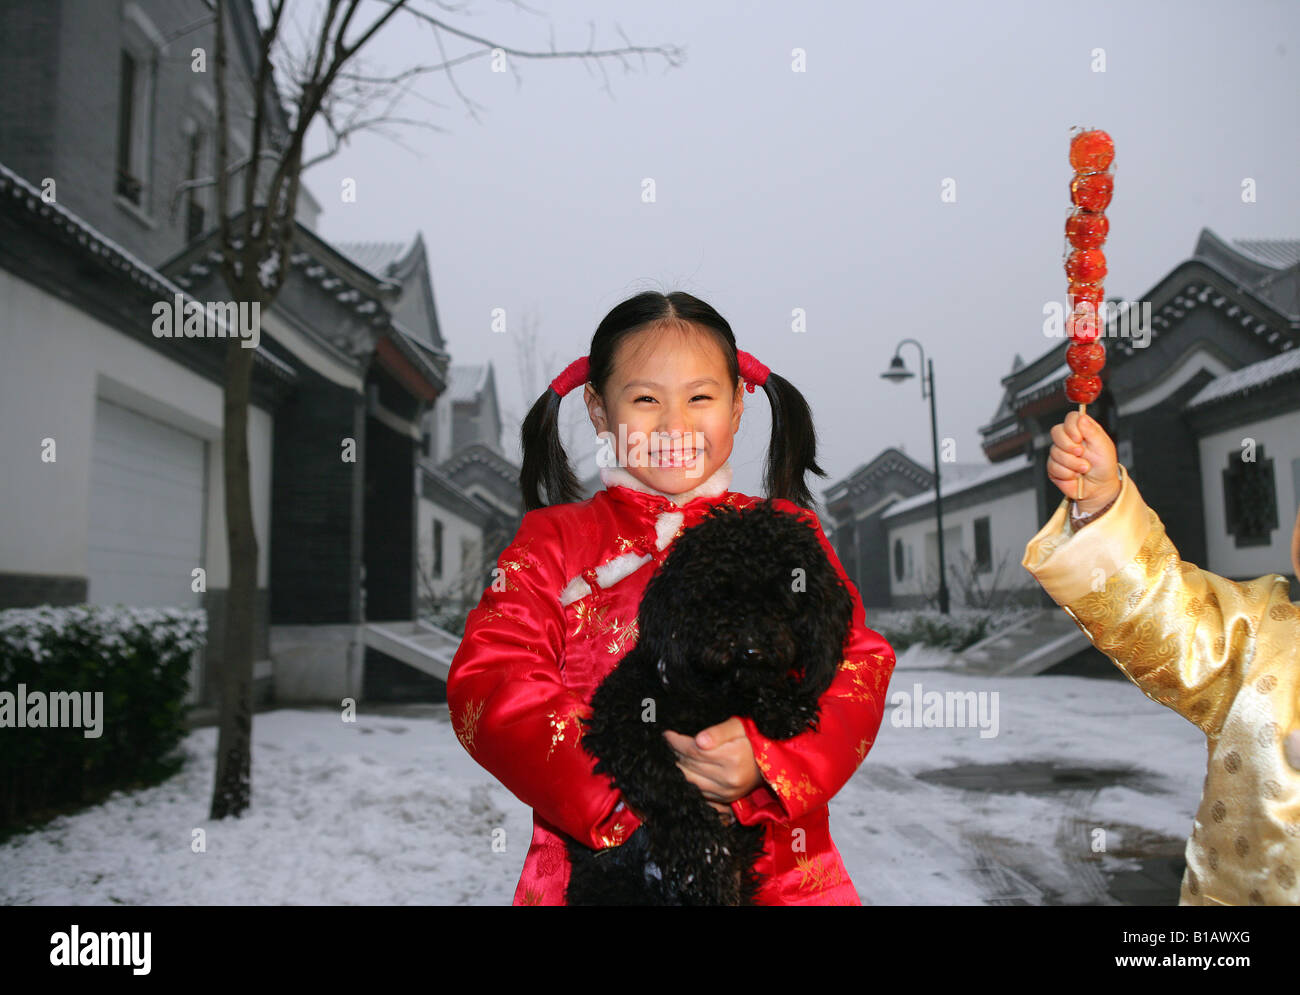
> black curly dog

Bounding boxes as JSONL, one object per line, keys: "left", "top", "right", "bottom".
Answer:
{"left": 565, "top": 499, "right": 855, "bottom": 905}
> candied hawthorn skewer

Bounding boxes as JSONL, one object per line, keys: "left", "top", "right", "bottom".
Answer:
{"left": 1063, "top": 128, "right": 1114, "bottom": 499}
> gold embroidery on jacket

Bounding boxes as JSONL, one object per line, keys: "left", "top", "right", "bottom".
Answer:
{"left": 497, "top": 537, "right": 539, "bottom": 593}
{"left": 547, "top": 704, "right": 587, "bottom": 759}
{"left": 855, "top": 737, "right": 871, "bottom": 763}
{"left": 571, "top": 599, "right": 611, "bottom": 638}
{"left": 839, "top": 656, "right": 887, "bottom": 704}
{"left": 453, "top": 698, "right": 484, "bottom": 754}
{"left": 596, "top": 821, "right": 629, "bottom": 849}
{"left": 481, "top": 605, "right": 531, "bottom": 628}
{"left": 795, "top": 853, "right": 844, "bottom": 891}
{"left": 837, "top": 655, "right": 878, "bottom": 702}
{"left": 606, "top": 617, "right": 639, "bottom": 655}
{"left": 755, "top": 745, "right": 819, "bottom": 807}
{"left": 519, "top": 887, "right": 544, "bottom": 905}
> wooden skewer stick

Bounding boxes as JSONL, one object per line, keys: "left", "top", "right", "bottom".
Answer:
{"left": 1076, "top": 402, "right": 1086, "bottom": 500}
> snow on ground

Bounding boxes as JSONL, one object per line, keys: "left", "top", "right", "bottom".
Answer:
{"left": 835, "top": 649, "right": 1206, "bottom": 904}
{"left": 0, "top": 656, "right": 1207, "bottom": 906}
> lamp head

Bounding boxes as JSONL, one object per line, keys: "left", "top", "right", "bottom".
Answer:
{"left": 880, "top": 354, "right": 915, "bottom": 384}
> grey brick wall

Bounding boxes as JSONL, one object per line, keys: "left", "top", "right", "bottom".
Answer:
{"left": 0, "top": 0, "right": 263, "bottom": 269}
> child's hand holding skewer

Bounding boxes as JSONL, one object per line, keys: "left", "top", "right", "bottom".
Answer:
{"left": 1047, "top": 411, "right": 1121, "bottom": 516}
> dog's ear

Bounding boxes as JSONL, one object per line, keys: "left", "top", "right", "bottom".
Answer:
{"left": 781, "top": 516, "right": 856, "bottom": 732}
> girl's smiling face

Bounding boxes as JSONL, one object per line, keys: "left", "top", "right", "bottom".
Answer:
{"left": 584, "top": 321, "right": 744, "bottom": 496}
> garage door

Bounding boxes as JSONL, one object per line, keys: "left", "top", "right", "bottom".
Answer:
{"left": 87, "top": 397, "right": 205, "bottom": 609}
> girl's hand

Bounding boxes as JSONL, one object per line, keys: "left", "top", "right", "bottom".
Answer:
{"left": 663, "top": 717, "right": 762, "bottom": 824}
{"left": 1048, "top": 411, "right": 1121, "bottom": 515}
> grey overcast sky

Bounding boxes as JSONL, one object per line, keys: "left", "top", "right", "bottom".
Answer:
{"left": 292, "top": 0, "right": 1300, "bottom": 501}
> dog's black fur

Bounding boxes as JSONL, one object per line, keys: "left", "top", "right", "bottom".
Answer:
{"left": 565, "top": 499, "right": 855, "bottom": 905}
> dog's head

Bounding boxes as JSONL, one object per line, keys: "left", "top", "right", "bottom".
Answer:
{"left": 636, "top": 500, "right": 855, "bottom": 740}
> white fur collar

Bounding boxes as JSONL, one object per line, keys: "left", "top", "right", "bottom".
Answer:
{"left": 558, "top": 460, "right": 734, "bottom": 607}
{"left": 599, "top": 460, "right": 733, "bottom": 506}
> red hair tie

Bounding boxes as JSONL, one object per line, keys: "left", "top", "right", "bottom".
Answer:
{"left": 550, "top": 356, "right": 591, "bottom": 397}
{"left": 737, "top": 350, "right": 770, "bottom": 393}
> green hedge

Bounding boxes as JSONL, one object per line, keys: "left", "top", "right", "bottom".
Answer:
{"left": 0, "top": 605, "right": 205, "bottom": 831}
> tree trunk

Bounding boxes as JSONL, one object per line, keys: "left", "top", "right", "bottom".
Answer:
{"left": 211, "top": 333, "right": 259, "bottom": 819}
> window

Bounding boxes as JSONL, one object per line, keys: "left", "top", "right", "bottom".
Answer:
{"left": 973, "top": 517, "right": 992, "bottom": 573}
{"left": 184, "top": 124, "right": 206, "bottom": 241}
{"left": 893, "top": 539, "right": 904, "bottom": 582}
{"left": 115, "top": 49, "right": 154, "bottom": 208}
{"left": 1223, "top": 446, "right": 1277, "bottom": 548}
{"left": 432, "top": 520, "right": 444, "bottom": 578}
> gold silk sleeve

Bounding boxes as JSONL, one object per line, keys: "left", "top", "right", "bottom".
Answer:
{"left": 1023, "top": 466, "right": 1297, "bottom": 738}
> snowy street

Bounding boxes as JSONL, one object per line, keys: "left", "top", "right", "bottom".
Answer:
{"left": 0, "top": 648, "right": 1207, "bottom": 906}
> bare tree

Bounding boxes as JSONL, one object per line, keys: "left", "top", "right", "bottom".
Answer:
{"left": 205, "top": 0, "right": 684, "bottom": 818}
{"left": 500, "top": 309, "right": 593, "bottom": 471}
{"left": 946, "top": 549, "right": 1012, "bottom": 611}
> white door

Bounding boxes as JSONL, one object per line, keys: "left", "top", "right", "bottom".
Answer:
{"left": 88, "top": 398, "right": 206, "bottom": 700}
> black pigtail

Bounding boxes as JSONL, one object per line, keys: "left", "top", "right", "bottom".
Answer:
{"left": 759, "top": 371, "right": 827, "bottom": 513}
{"left": 519, "top": 388, "right": 584, "bottom": 512}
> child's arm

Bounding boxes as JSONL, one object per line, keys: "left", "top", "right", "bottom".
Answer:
{"left": 446, "top": 509, "right": 641, "bottom": 849}
{"left": 1024, "top": 412, "right": 1296, "bottom": 737}
{"left": 727, "top": 499, "right": 897, "bottom": 826}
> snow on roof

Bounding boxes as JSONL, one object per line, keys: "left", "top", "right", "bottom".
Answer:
{"left": 882, "top": 454, "right": 1034, "bottom": 519}
{"left": 1015, "top": 360, "right": 1068, "bottom": 399}
{"left": 1185, "top": 347, "right": 1300, "bottom": 410}
{"left": 448, "top": 364, "right": 490, "bottom": 403}
{"left": 336, "top": 240, "right": 410, "bottom": 278}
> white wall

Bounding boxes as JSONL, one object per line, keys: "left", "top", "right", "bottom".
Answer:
{"left": 1198, "top": 409, "right": 1300, "bottom": 579}
{"left": 0, "top": 268, "right": 273, "bottom": 591}
{"left": 416, "top": 496, "right": 484, "bottom": 607}
{"left": 885, "top": 485, "right": 1040, "bottom": 605}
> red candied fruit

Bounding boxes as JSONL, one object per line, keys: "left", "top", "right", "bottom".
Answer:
{"left": 1071, "top": 172, "right": 1114, "bottom": 211}
{"left": 1069, "top": 130, "right": 1115, "bottom": 173}
{"left": 1065, "top": 372, "right": 1102, "bottom": 404}
{"left": 1067, "top": 309, "right": 1102, "bottom": 344}
{"left": 1065, "top": 209, "right": 1109, "bottom": 249}
{"left": 1065, "top": 248, "right": 1107, "bottom": 284}
{"left": 1066, "top": 341, "right": 1106, "bottom": 375}
{"left": 1068, "top": 282, "right": 1105, "bottom": 307}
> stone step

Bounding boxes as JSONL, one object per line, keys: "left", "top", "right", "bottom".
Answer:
{"left": 363, "top": 619, "right": 459, "bottom": 681}
{"left": 956, "top": 609, "right": 1089, "bottom": 676}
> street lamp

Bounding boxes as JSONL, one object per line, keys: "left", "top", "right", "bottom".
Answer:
{"left": 881, "top": 339, "right": 950, "bottom": 614}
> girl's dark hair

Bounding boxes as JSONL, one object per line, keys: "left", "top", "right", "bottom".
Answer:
{"left": 519, "top": 291, "right": 826, "bottom": 512}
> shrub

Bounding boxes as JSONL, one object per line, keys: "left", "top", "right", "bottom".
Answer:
{"left": 868, "top": 606, "right": 1036, "bottom": 652}
{"left": 0, "top": 605, "right": 205, "bottom": 831}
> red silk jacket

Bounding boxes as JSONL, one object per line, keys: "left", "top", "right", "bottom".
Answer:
{"left": 446, "top": 460, "right": 897, "bottom": 905}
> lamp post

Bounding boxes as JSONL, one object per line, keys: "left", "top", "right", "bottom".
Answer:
{"left": 881, "top": 339, "right": 950, "bottom": 614}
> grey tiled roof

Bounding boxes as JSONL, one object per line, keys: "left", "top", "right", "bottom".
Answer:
{"left": 1186, "top": 347, "right": 1300, "bottom": 409}
{"left": 1232, "top": 239, "right": 1300, "bottom": 270}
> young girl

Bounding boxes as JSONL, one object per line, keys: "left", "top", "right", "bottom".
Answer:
{"left": 447, "top": 291, "right": 896, "bottom": 905}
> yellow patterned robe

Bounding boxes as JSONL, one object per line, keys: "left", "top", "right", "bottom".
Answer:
{"left": 1023, "top": 465, "right": 1300, "bottom": 906}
